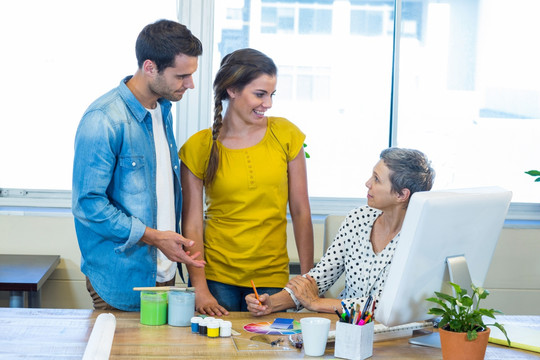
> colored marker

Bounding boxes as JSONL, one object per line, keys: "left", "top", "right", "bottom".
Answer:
{"left": 250, "top": 280, "right": 262, "bottom": 305}
{"left": 353, "top": 303, "right": 361, "bottom": 324}
{"left": 364, "top": 313, "right": 372, "bottom": 324}
{"left": 360, "top": 295, "right": 373, "bottom": 320}
{"left": 333, "top": 307, "right": 343, "bottom": 322}
{"left": 341, "top": 301, "right": 351, "bottom": 317}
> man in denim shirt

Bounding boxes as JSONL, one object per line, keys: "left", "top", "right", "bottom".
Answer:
{"left": 72, "top": 20, "right": 205, "bottom": 311}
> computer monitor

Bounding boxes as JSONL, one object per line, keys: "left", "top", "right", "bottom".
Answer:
{"left": 375, "top": 186, "right": 512, "bottom": 345}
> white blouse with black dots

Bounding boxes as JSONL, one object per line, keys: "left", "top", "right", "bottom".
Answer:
{"left": 308, "top": 205, "right": 399, "bottom": 314}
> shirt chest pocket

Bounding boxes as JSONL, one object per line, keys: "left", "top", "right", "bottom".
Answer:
{"left": 118, "top": 156, "right": 147, "bottom": 194}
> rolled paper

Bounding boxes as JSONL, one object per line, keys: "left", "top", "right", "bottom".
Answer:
{"left": 82, "top": 313, "right": 116, "bottom": 360}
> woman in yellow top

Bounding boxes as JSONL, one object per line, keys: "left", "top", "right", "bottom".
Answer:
{"left": 179, "top": 48, "right": 314, "bottom": 315}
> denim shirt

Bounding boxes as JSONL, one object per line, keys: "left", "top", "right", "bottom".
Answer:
{"left": 72, "top": 76, "right": 182, "bottom": 311}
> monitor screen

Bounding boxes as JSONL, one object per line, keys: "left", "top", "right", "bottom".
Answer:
{"left": 375, "top": 186, "right": 512, "bottom": 327}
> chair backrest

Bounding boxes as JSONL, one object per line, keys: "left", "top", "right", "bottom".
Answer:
{"left": 322, "top": 214, "right": 346, "bottom": 299}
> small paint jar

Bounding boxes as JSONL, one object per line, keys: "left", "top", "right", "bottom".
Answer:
{"left": 207, "top": 320, "right": 220, "bottom": 338}
{"left": 220, "top": 320, "right": 232, "bottom": 337}
{"left": 168, "top": 291, "right": 195, "bottom": 326}
{"left": 140, "top": 291, "right": 168, "bottom": 326}
{"left": 198, "top": 319, "right": 208, "bottom": 336}
{"left": 191, "top": 316, "right": 202, "bottom": 333}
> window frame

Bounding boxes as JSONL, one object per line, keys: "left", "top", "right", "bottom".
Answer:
{"left": 1, "top": 0, "right": 539, "bottom": 227}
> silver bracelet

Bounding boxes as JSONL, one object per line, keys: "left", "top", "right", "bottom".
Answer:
{"left": 284, "top": 286, "right": 301, "bottom": 310}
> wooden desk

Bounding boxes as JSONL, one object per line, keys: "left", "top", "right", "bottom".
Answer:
{"left": 0, "top": 254, "right": 60, "bottom": 307}
{"left": 0, "top": 308, "right": 537, "bottom": 359}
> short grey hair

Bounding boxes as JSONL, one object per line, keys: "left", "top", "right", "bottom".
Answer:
{"left": 380, "top": 147, "right": 435, "bottom": 198}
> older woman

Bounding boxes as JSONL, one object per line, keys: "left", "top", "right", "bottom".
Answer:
{"left": 246, "top": 147, "right": 435, "bottom": 316}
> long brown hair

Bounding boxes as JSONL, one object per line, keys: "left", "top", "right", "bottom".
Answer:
{"left": 205, "top": 48, "right": 277, "bottom": 185}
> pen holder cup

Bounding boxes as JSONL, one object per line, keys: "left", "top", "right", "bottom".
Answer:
{"left": 334, "top": 321, "right": 374, "bottom": 360}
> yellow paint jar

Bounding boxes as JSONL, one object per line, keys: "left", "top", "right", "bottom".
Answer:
{"left": 207, "top": 320, "right": 220, "bottom": 338}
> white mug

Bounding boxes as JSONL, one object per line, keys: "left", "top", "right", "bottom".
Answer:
{"left": 300, "top": 317, "right": 331, "bottom": 356}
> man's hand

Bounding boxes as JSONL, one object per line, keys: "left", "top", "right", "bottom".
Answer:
{"left": 141, "top": 228, "right": 205, "bottom": 268}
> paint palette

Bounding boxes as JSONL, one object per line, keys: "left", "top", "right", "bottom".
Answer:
{"left": 243, "top": 320, "right": 301, "bottom": 335}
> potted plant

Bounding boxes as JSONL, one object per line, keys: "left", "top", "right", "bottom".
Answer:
{"left": 426, "top": 282, "right": 511, "bottom": 360}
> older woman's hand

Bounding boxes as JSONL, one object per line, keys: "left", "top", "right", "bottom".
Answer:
{"left": 286, "top": 274, "right": 320, "bottom": 310}
{"left": 246, "top": 293, "right": 273, "bottom": 316}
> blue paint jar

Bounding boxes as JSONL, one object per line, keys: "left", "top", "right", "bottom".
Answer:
{"left": 191, "top": 316, "right": 202, "bottom": 333}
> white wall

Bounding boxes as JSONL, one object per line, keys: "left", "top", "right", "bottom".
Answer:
{"left": 1, "top": 214, "right": 539, "bottom": 315}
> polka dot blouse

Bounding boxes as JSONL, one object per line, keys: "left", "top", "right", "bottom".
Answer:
{"left": 308, "top": 205, "right": 399, "bottom": 314}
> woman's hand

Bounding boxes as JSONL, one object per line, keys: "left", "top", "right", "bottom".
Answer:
{"left": 286, "top": 274, "right": 320, "bottom": 310}
{"left": 195, "top": 288, "right": 229, "bottom": 316}
{"left": 246, "top": 293, "right": 273, "bottom": 316}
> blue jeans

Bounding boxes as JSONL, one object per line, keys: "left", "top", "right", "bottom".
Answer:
{"left": 206, "top": 280, "right": 282, "bottom": 311}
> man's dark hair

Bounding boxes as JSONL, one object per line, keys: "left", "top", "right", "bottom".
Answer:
{"left": 135, "top": 19, "right": 202, "bottom": 72}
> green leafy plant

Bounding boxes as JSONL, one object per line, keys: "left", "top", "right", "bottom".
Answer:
{"left": 426, "top": 282, "right": 510, "bottom": 345}
{"left": 303, "top": 143, "right": 310, "bottom": 158}
{"left": 525, "top": 170, "right": 540, "bottom": 182}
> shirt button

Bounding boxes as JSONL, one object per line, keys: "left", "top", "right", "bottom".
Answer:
{"left": 174, "top": 165, "right": 178, "bottom": 170}
{"left": 132, "top": 162, "right": 136, "bottom": 167}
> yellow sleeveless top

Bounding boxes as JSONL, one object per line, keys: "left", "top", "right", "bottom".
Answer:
{"left": 179, "top": 117, "right": 305, "bottom": 287}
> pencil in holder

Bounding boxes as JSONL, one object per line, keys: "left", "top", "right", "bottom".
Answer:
{"left": 334, "top": 321, "right": 374, "bottom": 360}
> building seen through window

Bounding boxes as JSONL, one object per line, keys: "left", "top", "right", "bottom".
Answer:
{"left": 1, "top": 0, "right": 539, "bottom": 207}
{"left": 214, "top": 0, "right": 540, "bottom": 202}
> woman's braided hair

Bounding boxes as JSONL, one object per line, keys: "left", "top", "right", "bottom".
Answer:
{"left": 205, "top": 48, "right": 277, "bottom": 185}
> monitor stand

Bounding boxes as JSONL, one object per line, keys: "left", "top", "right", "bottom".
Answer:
{"left": 408, "top": 255, "right": 473, "bottom": 349}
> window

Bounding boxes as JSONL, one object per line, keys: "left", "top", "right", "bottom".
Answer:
{"left": 0, "top": 0, "right": 178, "bottom": 192}
{"left": 274, "top": 66, "right": 331, "bottom": 102}
{"left": 211, "top": 0, "right": 540, "bottom": 207}
{"left": 261, "top": 0, "right": 333, "bottom": 35}
{"left": 395, "top": 0, "right": 540, "bottom": 204}
{"left": 351, "top": 9, "right": 386, "bottom": 36}
{"left": 299, "top": 8, "right": 332, "bottom": 34}
{"left": 219, "top": 0, "right": 393, "bottom": 199}
{"left": 261, "top": 6, "right": 295, "bottom": 33}
{"left": 2, "top": 0, "right": 540, "bottom": 220}
{"left": 350, "top": 1, "right": 394, "bottom": 37}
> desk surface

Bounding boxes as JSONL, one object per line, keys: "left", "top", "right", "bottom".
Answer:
{"left": 0, "top": 254, "right": 60, "bottom": 291}
{"left": 0, "top": 308, "right": 538, "bottom": 359}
